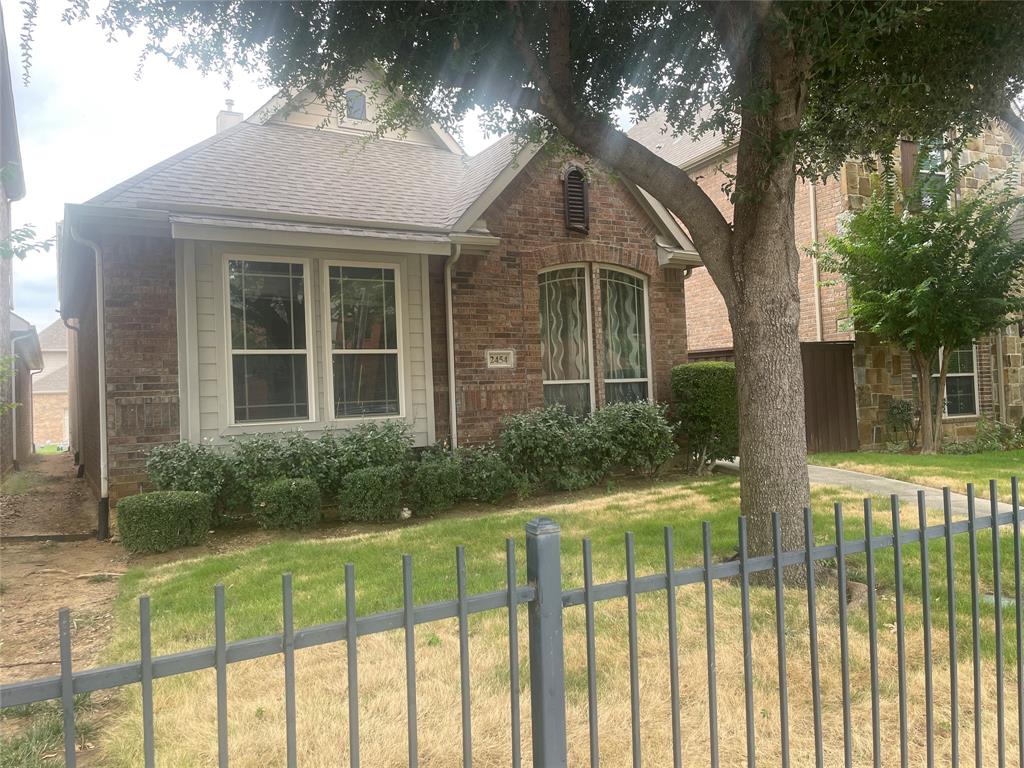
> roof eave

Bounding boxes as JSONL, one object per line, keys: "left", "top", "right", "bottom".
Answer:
{"left": 451, "top": 142, "right": 544, "bottom": 233}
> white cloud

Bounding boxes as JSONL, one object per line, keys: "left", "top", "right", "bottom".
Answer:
{"left": 5, "top": 3, "right": 496, "bottom": 329}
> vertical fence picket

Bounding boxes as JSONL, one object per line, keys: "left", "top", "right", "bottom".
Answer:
{"left": 345, "top": 563, "right": 360, "bottom": 768}
{"left": 967, "top": 485, "right": 983, "bottom": 768}
{"left": 402, "top": 555, "right": 418, "bottom": 768}
{"left": 890, "top": 495, "right": 909, "bottom": 768}
{"left": 282, "top": 574, "right": 297, "bottom": 768}
{"left": 702, "top": 522, "right": 720, "bottom": 768}
{"left": 214, "top": 584, "right": 229, "bottom": 768}
{"left": 989, "top": 481, "right": 1006, "bottom": 768}
{"left": 943, "top": 488, "right": 960, "bottom": 767}
{"left": 583, "top": 538, "right": 599, "bottom": 768}
{"left": 664, "top": 527, "right": 683, "bottom": 768}
{"left": 456, "top": 545, "right": 473, "bottom": 768}
{"left": 863, "top": 499, "right": 882, "bottom": 768}
{"left": 506, "top": 539, "right": 522, "bottom": 768}
{"left": 1012, "top": 476, "right": 1023, "bottom": 768}
{"left": 834, "top": 503, "right": 853, "bottom": 768}
{"left": 771, "top": 512, "right": 790, "bottom": 768}
{"left": 59, "top": 608, "right": 76, "bottom": 768}
{"left": 625, "top": 532, "right": 641, "bottom": 768}
{"left": 802, "top": 508, "right": 823, "bottom": 768}
{"left": 738, "top": 516, "right": 755, "bottom": 768}
{"left": 917, "top": 491, "right": 935, "bottom": 768}
{"left": 140, "top": 596, "right": 155, "bottom": 768}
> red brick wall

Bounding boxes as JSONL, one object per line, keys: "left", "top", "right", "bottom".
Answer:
{"left": 681, "top": 154, "right": 851, "bottom": 350}
{"left": 434, "top": 151, "right": 688, "bottom": 445}
{"left": 101, "top": 234, "right": 180, "bottom": 502}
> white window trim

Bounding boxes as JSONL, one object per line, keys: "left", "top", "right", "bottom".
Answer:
{"left": 538, "top": 264, "right": 596, "bottom": 413}
{"left": 223, "top": 253, "right": 317, "bottom": 427}
{"left": 913, "top": 344, "right": 980, "bottom": 419}
{"left": 598, "top": 265, "right": 654, "bottom": 404}
{"left": 321, "top": 259, "right": 407, "bottom": 422}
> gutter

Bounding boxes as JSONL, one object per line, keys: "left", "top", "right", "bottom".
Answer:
{"left": 809, "top": 183, "right": 824, "bottom": 342}
{"left": 68, "top": 221, "right": 110, "bottom": 540}
{"left": 444, "top": 244, "right": 462, "bottom": 449}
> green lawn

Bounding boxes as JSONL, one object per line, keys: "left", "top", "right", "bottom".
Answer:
{"left": 35, "top": 444, "right": 66, "bottom": 456}
{"left": 82, "top": 474, "right": 1018, "bottom": 767}
{"left": 811, "top": 449, "right": 1024, "bottom": 502}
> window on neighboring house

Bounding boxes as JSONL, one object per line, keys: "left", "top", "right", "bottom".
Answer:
{"left": 539, "top": 267, "right": 593, "bottom": 415}
{"left": 918, "top": 144, "right": 947, "bottom": 207}
{"left": 600, "top": 268, "right": 650, "bottom": 403}
{"left": 564, "top": 166, "right": 589, "bottom": 233}
{"left": 344, "top": 90, "right": 366, "bottom": 121}
{"left": 328, "top": 264, "right": 402, "bottom": 417}
{"left": 912, "top": 344, "right": 979, "bottom": 418}
{"left": 228, "top": 259, "right": 311, "bottom": 423}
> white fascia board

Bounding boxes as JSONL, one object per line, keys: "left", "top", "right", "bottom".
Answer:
{"left": 452, "top": 142, "right": 544, "bottom": 233}
{"left": 170, "top": 221, "right": 452, "bottom": 255}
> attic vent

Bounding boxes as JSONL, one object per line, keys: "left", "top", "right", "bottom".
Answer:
{"left": 564, "top": 166, "right": 589, "bottom": 233}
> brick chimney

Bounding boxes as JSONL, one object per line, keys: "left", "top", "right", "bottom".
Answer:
{"left": 216, "top": 99, "right": 243, "bottom": 133}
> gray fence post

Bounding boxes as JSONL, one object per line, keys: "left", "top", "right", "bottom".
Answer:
{"left": 526, "top": 517, "right": 568, "bottom": 767}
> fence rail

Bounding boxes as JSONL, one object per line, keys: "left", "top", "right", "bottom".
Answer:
{"left": 2, "top": 478, "right": 1021, "bottom": 768}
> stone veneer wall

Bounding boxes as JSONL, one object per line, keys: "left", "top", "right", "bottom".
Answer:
{"left": 431, "top": 150, "right": 689, "bottom": 446}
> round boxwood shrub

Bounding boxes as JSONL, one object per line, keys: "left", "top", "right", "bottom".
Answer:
{"left": 588, "top": 401, "right": 677, "bottom": 477}
{"left": 459, "top": 445, "right": 520, "bottom": 504}
{"left": 671, "top": 361, "right": 738, "bottom": 472}
{"left": 338, "top": 465, "right": 405, "bottom": 522}
{"left": 252, "top": 478, "right": 321, "bottom": 530}
{"left": 500, "top": 406, "right": 599, "bottom": 491}
{"left": 117, "top": 491, "right": 212, "bottom": 553}
{"left": 407, "top": 452, "right": 463, "bottom": 514}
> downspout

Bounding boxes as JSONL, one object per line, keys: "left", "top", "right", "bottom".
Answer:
{"left": 809, "top": 183, "right": 824, "bottom": 342}
{"left": 63, "top": 317, "right": 83, "bottom": 469}
{"left": 10, "top": 336, "right": 17, "bottom": 470}
{"left": 69, "top": 223, "right": 109, "bottom": 540}
{"left": 444, "top": 244, "right": 462, "bottom": 449}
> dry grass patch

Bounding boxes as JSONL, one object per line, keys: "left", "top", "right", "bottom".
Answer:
{"left": 95, "top": 475, "right": 1019, "bottom": 766}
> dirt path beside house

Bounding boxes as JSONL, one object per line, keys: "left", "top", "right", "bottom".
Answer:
{"left": 1, "top": 452, "right": 95, "bottom": 537}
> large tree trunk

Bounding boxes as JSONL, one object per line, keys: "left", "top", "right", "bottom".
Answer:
{"left": 915, "top": 351, "right": 938, "bottom": 454}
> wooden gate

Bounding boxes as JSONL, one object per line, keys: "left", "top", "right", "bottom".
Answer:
{"left": 801, "top": 341, "right": 859, "bottom": 453}
{"left": 688, "top": 342, "right": 859, "bottom": 453}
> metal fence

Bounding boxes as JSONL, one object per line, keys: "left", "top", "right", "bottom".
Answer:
{"left": 1, "top": 478, "right": 1022, "bottom": 767}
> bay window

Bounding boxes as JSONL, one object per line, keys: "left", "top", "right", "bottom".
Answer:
{"left": 327, "top": 264, "right": 402, "bottom": 417}
{"left": 228, "top": 259, "right": 311, "bottom": 423}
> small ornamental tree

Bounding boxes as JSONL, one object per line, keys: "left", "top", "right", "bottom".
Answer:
{"left": 819, "top": 155, "right": 1024, "bottom": 453}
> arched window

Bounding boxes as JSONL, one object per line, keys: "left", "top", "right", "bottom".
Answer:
{"left": 538, "top": 267, "right": 593, "bottom": 414}
{"left": 344, "top": 90, "right": 366, "bottom": 121}
{"left": 564, "top": 166, "right": 589, "bottom": 233}
{"left": 600, "top": 268, "right": 650, "bottom": 403}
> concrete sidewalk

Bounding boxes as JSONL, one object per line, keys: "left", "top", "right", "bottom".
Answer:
{"left": 717, "top": 461, "right": 1017, "bottom": 516}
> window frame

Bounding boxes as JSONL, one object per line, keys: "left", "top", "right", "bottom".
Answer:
{"left": 598, "top": 265, "right": 654, "bottom": 405}
{"left": 538, "top": 263, "right": 596, "bottom": 414}
{"left": 223, "top": 253, "right": 316, "bottom": 427}
{"left": 912, "top": 344, "right": 980, "bottom": 419}
{"left": 343, "top": 89, "right": 367, "bottom": 122}
{"left": 321, "top": 258, "right": 407, "bottom": 422}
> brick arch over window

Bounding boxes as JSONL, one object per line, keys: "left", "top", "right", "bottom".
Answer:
{"left": 520, "top": 241, "right": 653, "bottom": 277}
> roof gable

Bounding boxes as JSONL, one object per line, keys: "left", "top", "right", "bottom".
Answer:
{"left": 37, "top": 318, "right": 69, "bottom": 351}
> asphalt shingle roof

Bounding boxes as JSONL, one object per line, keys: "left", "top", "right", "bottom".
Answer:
{"left": 627, "top": 110, "right": 726, "bottom": 169}
{"left": 34, "top": 363, "right": 68, "bottom": 394}
{"left": 89, "top": 122, "right": 521, "bottom": 231}
{"left": 36, "top": 318, "right": 68, "bottom": 351}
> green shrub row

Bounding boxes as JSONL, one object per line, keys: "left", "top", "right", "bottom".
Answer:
{"left": 117, "top": 491, "right": 212, "bottom": 553}
{"left": 140, "top": 401, "right": 678, "bottom": 543}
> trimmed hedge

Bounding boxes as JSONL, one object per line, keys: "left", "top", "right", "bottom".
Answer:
{"left": 338, "top": 465, "right": 405, "bottom": 522}
{"left": 407, "top": 452, "right": 463, "bottom": 514}
{"left": 500, "top": 406, "right": 600, "bottom": 491}
{"left": 671, "top": 362, "right": 738, "bottom": 472}
{"left": 588, "top": 400, "right": 677, "bottom": 477}
{"left": 459, "top": 445, "right": 520, "bottom": 504}
{"left": 252, "top": 478, "right": 321, "bottom": 530}
{"left": 117, "top": 491, "right": 212, "bottom": 553}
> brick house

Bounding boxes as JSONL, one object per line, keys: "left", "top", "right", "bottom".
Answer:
{"left": 57, "top": 77, "right": 698, "bottom": 521}
{"left": 32, "top": 318, "right": 70, "bottom": 448}
{"left": 630, "top": 115, "right": 1024, "bottom": 448}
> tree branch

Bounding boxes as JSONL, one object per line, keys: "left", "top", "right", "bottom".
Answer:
{"left": 546, "top": 3, "right": 573, "bottom": 105}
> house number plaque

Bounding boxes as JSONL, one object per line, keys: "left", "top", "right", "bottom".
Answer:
{"left": 486, "top": 349, "right": 516, "bottom": 369}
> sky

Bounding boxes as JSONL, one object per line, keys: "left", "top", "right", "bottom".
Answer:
{"left": 3, "top": 1, "right": 497, "bottom": 332}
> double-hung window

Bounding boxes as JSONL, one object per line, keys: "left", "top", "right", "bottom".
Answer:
{"left": 600, "top": 268, "right": 650, "bottom": 403}
{"left": 913, "top": 344, "right": 979, "bottom": 417}
{"left": 228, "top": 259, "right": 311, "bottom": 423}
{"left": 328, "top": 264, "right": 402, "bottom": 417}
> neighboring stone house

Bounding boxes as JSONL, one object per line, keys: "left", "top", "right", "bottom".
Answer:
{"left": 630, "top": 115, "right": 1024, "bottom": 448}
{"left": 0, "top": 4, "right": 27, "bottom": 476}
{"left": 32, "top": 318, "right": 70, "bottom": 447}
{"left": 58, "top": 75, "right": 698, "bottom": 520}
